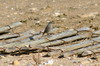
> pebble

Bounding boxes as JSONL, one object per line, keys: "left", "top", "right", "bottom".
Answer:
{"left": 79, "top": 64, "right": 83, "bottom": 66}
{"left": 13, "top": 60, "right": 20, "bottom": 66}
{"left": 35, "top": 21, "right": 40, "bottom": 24}
{"left": 67, "top": 57, "right": 72, "bottom": 60}
{"left": 61, "top": 18, "right": 66, "bottom": 20}
{"left": 7, "top": 15, "right": 10, "bottom": 17}
{"left": 78, "top": 12, "right": 99, "bottom": 18}
{"left": 29, "top": 8, "right": 38, "bottom": 12}
{"left": 14, "top": 12, "right": 18, "bottom": 15}
{"left": 35, "top": 21, "right": 41, "bottom": 25}
{"left": 94, "top": 4, "right": 98, "bottom": 6}
{"left": 60, "top": 64, "right": 63, "bottom": 66}
{"left": 52, "top": 0, "right": 56, "bottom": 2}
{"left": 27, "top": 63, "right": 33, "bottom": 66}
{"left": 11, "top": 8, "right": 14, "bottom": 10}
{"left": 31, "top": 3, "right": 34, "bottom": 5}
{"left": 19, "top": 12, "right": 25, "bottom": 15}
{"left": 68, "top": 29, "right": 75, "bottom": 31}
{"left": 72, "top": 60, "right": 81, "bottom": 63}
{"left": 0, "top": 55, "right": 5, "bottom": 59}
{"left": 53, "top": 12, "right": 61, "bottom": 17}
{"left": 40, "top": 59, "right": 54, "bottom": 65}
{"left": 5, "top": 6, "right": 9, "bottom": 9}
{"left": 39, "top": 64, "right": 42, "bottom": 66}
{"left": 45, "top": 59, "right": 54, "bottom": 65}
{"left": 81, "top": 60, "right": 90, "bottom": 64}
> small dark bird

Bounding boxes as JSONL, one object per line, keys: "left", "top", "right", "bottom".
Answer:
{"left": 43, "top": 21, "right": 53, "bottom": 35}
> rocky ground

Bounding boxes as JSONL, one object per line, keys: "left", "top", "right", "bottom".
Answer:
{"left": 0, "top": 0, "right": 100, "bottom": 66}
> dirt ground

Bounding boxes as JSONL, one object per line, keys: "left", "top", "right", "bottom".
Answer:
{"left": 0, "top": 0, "right": 100, "bottom": 66}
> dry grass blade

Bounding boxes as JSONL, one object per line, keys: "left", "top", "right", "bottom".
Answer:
{"left": 0, "top": 22, "right": 23, "bottom": 33}
{"left": 32, "top": 53, "right": 41, "bottom": 66}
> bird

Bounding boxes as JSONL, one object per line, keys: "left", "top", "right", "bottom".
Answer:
{"left": 42, "top": 21, "right": 53, "bottom": 35}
